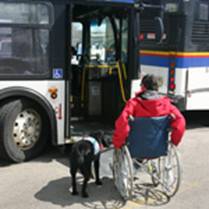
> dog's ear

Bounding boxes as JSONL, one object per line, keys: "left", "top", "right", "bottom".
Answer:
{"left": 91, "top": 130, "right": 103, "bottom": 138}
{"left": 97, "top": 130, "right": 104, "bottom": 137}
{"left": 90, "top": 130, "right": 104, "bottom": 144}
{"left": 95, "top": 130, "right": 112, "bottom": 148}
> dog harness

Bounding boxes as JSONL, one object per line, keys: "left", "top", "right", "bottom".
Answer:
{"left": 84, "top": 136, "right": 100, "bottom": 155}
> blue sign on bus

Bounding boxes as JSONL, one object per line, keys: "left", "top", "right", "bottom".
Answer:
{"left": 53, "top": 68, "right": 64, "bottom": 79}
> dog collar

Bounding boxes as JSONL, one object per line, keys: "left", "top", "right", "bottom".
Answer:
{"left": 85, "top": 136, "right": 100, "bottom": 155}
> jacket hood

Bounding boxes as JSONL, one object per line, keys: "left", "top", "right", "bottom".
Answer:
{"left": 134, "top": 91, "right": 172, "bottom": 115}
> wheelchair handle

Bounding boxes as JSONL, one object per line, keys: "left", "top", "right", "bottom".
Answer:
{"left": 128, "top": 115, "right": 134, "bottom": 121}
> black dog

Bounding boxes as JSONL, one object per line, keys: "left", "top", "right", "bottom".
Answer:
{"left": 70, "top": 131, "right": 109, "bottom": 198}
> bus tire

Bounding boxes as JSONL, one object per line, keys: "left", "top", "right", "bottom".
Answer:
{"left": 0, "top": 99, "right": 49, "bottom": 162}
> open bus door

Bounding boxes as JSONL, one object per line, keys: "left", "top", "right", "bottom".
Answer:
{"left": 67, "top": 0, "right": 140, "bottom": 140}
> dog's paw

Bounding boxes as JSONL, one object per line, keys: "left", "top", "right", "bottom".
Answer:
{"left": 95, "top": 180, "right": 102, "bottom": 186}
{"left": 82, "top": 192, "right": 89, "bottom": 198}
{"left": 72, "top": 191, "right": 79, "bottom": 196}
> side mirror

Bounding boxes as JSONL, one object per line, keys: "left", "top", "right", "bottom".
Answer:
{"left": 154, "top": 17, "right": 164, "bottom": 43}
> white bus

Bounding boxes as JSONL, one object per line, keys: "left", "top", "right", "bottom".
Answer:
{"left": 0, "top": 0, "right": 162, "bottom": 162}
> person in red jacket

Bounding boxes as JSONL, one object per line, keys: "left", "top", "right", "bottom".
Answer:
{"left": 112, "top": 74, "right": 186, "bottom": 149}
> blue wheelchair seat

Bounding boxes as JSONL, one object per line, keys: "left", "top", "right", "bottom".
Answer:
{"left": 127, "top": 115, "right": 170, "bottom": 158}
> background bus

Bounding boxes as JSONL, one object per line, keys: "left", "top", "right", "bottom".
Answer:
{"left": 140, "top": 0, "right": 209, "bottom": 111}
{"left": 0, "top": 0, "right": 147, "bottom": 162}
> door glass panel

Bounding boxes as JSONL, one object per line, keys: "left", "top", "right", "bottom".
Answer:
{"left": 121, "top": 17, "right": 128, "bottom": 64}
{"left": 90, "top": 17, "right": 115, "bottom": 63}
{"left": 71, "top": 22, "right": 83, "bottom": 65}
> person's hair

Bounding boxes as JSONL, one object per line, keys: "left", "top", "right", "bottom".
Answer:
{"left": 141, "top": 74, "right": 159, "bottom": 91}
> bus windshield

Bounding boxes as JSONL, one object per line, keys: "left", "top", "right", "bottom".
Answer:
{"left": 0, "top": 2, "right": 53, "bottom": 77}
{"left": 140, "top": 0, "right": 209, "bottom": 52}
{"left": 140, "top": 0, "right": 185, "bottom": 51}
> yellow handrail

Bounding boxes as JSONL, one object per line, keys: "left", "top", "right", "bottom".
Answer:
{"left": 116, "top": 61, "right": 127, "bottom": 103}
{"left": 121, "top": 62, "right": 127, "bottom": 80}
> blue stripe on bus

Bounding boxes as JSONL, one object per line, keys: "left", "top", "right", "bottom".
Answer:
{"left": 140, "top": 56, "right": 169, "bottom": 67}
{"left": 140, "top": 55, "right": 209, "bottom": 68}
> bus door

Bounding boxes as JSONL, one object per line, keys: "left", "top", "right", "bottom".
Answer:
{"left": 69, "top": 1, "right": 138, "bottom": 137}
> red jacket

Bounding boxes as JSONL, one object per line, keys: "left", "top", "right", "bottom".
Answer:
{"left": 112, "top": 91, "right": 186, "bottom": 148}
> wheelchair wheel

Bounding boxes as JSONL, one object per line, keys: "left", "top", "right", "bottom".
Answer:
{"left": 113, "top": 146, "right": 134, "bottom": 200}
{"left": 159, "top": 143, "right": 182, "bottom": 197}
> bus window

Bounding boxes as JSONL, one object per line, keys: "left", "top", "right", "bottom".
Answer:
{"left": 0, "top": 2, "right": 50, "bottom": 25}
{"left": 192, "top": 1, "right": 209, "bottom": 46}
{"left": 90, "top": 17, "right": 115, "bottom": 63}
{"left": 139, "top": 5, "right": 186, "bottom": 51}
{"left": 197, "top": 2, "right": 208, "bottom": 21}
{"left": 0, "top": 2, "right": 52, "bottom": 77}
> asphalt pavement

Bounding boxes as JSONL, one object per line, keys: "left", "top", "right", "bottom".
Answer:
{"left": 1, "top": 111, "right": 209, "bottom": 209}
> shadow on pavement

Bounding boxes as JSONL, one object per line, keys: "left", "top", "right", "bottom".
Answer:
{"left": 35, "top": 176, "right": 124, "bottom": 209}
{"left": 132, "top": 184, "right": 170, "bottom": 206}
{"left": 0, "top": 146, "right": 62, "bottom": 167}
{"left": 0, "top": 161, "right": 11, "bottom": 167}
{"left": 184, "top": 111, "right": 209, "bottom": 129}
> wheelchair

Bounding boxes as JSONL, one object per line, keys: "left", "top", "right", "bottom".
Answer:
{"left": 112, "top": 116, "right": 181, "bottom": 200}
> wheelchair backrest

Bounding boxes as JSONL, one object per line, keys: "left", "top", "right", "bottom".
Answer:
{"left": 127, "top": 115, "right": 170, "bottom": 158}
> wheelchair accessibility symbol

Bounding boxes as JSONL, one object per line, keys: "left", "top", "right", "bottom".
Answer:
{"left": 53, "top": 68, "right": 63, "bottom": 79}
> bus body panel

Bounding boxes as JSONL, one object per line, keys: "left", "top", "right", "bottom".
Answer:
{"left": 175, "top": 68, "right": 187, "bottom": 97}
{"left": 141, "top": 62, "right": 188, "bottom": 96}
{"left": 186, "top": 67, "right": 209, "bottom": 110}
{"left": 141, "top": 63, "right": 209, "bottom": 110}
{"left": 0, "top": 81, "right": 65, "bottom": 144}
{"left": 140, "top": 48, "right": 209, "bottom": 110}
{"left": 141, "top": 64, "right": 169, "bottom": 94}
{"left": 140, "top": 64, "right": 187, "bottom": 97}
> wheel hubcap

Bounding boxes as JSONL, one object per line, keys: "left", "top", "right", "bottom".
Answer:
{"left": 13, "top": 109, "right": 41, "bottom": 150}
